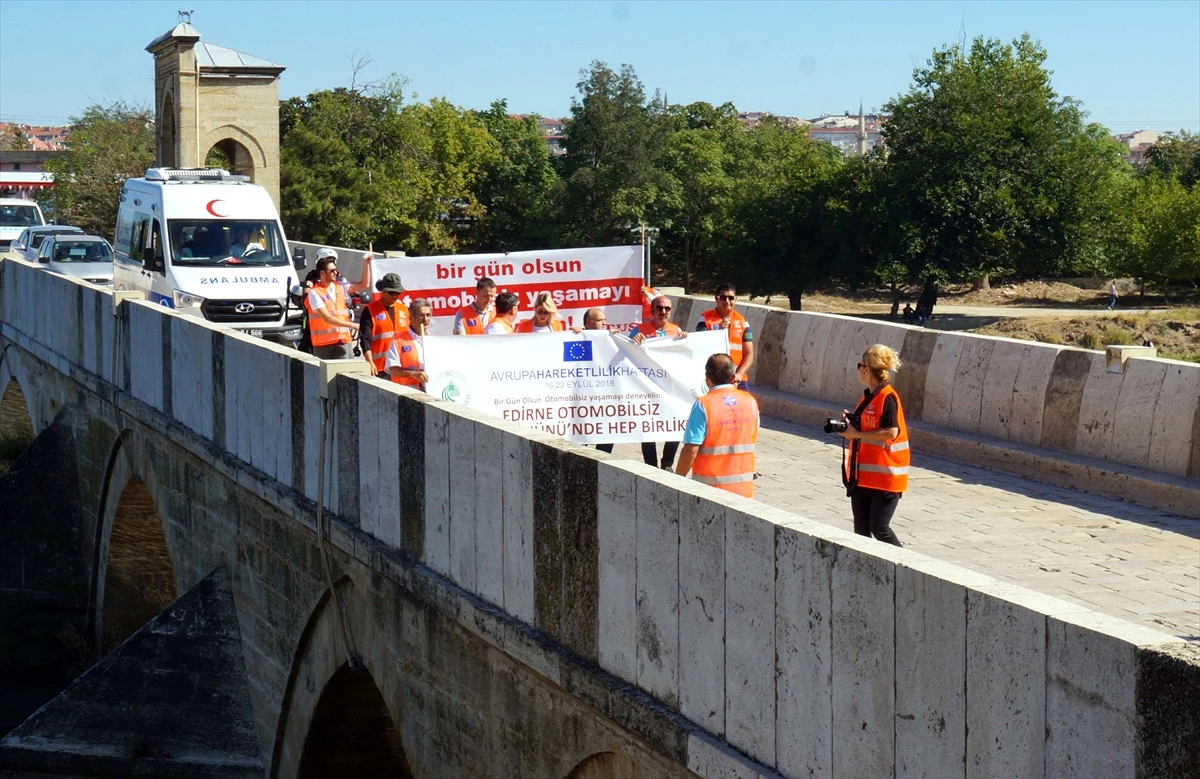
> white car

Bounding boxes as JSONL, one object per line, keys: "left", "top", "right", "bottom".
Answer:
{"left": 6, "top": 224, "right": 84, "bottom": 263}
{"left": 37, "top": 234, "right": 114, "bottom": 286}
{"left": 0, "top": 198, "right": 45, "bottom": 252}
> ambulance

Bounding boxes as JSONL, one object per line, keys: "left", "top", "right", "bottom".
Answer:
{"left": 112, "top": 168, "right": 303, "bottom": 341}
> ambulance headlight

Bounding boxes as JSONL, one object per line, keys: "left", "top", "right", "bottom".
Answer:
{"left": 174, "top": 290, "right": 205, "bottom": 308}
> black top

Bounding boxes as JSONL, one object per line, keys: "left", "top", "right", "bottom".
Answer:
{"left": 855, "top": 384, "right": 898, "bottom": 429}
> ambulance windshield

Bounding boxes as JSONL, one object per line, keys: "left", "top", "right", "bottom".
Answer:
{"left": 168, "top": 220, "right": 289, "bottom": 267}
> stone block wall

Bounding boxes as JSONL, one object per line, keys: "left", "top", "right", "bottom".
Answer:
{"left": 3, "top": 258, "right": 1197, "bottom": 778}
{"left": 672, "top": 295, "right": 1200, "bottom": 480}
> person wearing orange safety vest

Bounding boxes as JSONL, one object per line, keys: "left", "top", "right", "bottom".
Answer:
{"left": 631, "top": 295, "right": 686, "bottom": 469}
{"left": 839, "top": 343, "right": 909, "bottom": 546}
{"left": 675, "top": 354, "right": 760, "bottom": 498}
{"left": 453, "top": 277, "right": 497, "bottom": 335}
{"left": 386, "top": 298, "right": 432, "bottom": 389}
{"left": 483, "top": 292, "right": 520, "bottom": 334}
{"left": 696, "top": 282, "right": 755, "bottom": 385}
{"left": 514, "top": 292, "right": 566, "bottom": 332}
{"left": 359, "top": 272, "right": 410, "bottom": 378}
{"left": 305, "top": 250, "right": 359, "bottom": 360}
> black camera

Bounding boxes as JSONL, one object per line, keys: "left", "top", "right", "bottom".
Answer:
{"left": 824, "top": 413, "right": 860, "bottom": 434}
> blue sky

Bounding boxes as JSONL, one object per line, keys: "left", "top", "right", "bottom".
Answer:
{"left": 1, "top": 0, "right": 1197, "bottom": 133}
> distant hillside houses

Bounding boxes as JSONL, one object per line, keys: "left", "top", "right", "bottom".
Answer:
{"left": 0, "top": 122, "right": 69, "bottom": 151}
{"left": 1113, "top": 129, "right": 1161, "bottom": 166}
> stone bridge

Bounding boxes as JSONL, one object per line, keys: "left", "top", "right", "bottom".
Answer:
{"left": 0, "top": 256, "right": 1196, "bottom": 777}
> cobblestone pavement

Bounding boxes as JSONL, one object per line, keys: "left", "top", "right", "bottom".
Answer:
{"left": 612, "top": 417, "right": 1200, "bottom": 643}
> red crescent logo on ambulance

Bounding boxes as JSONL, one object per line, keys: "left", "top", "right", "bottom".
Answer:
{"left": 206, "top": 199, "right": 228, "bottom": 217}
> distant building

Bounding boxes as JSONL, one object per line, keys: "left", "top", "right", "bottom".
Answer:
{"left": 0, "top": 122, "right": 69, "bottom": 151}
{"left": 509, "top": 114, "right": 568, "bottom": 156}
{"left": 1113, "top": 129, "right": 1161, "bottom": 167}
{"left": 806, "top": 108, "right": 886, "bottom": 155}
{"left": 736, "top": 111, "right": 808, "bottom": 129}
{"left": 0, "top": 149, "right": 58, "bottom": 199}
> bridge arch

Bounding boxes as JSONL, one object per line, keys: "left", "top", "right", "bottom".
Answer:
{"left": 272, "top": 577, "right": 410, "bottom": 778}
{"left": 297, "top": 663, "right": 411, "bottom": 778}
{"left": 90, "top": 429, "right": 177, "bottom": 653}
{"left": 0, "top": 346, "right": 38, "bottom": 464}
{"left": 566, "top": 751, "right": 641, "bottom": 778}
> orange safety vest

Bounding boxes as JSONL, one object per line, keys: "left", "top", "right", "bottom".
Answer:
{"left": 844, "top": 384, "right": 910, "bottom": 493}
{"left": 363, "top": 299, "right": 410, "bottom": 374}
{"left": 514, "top": 317, "right": 565, "bottom": 333}
{"left": 488, "top": 318, "right": 515, "bottom": 334}
{"left": 305, "top": 282, "right": 352, "bottom": 347}
{"left": 691, "top": 386, "right": 759, "bottom": 498}
{"left": 456, "top": 303, "right": 492, "bottom": 335}
{"left": 391, "top": 329, "right": 423, "bottom": 387}
{"left": 699, "top": 309, "right": 749, "bottom": 365}
{"left": 634, "top": 320, "right": 682, "bottom": 339}
{"left": 641, "top": 285, "right": 659, "bottom": 321}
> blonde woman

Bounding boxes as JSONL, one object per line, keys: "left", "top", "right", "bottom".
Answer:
{"left": 515, "top": 292, "right": 566, "bottom": 333}
{"left": 839, "top": 344, "right": 909, "bottom": 546}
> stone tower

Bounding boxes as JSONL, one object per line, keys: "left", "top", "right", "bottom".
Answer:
{"left": 146, "top": 20, "right": 286, "bottom": 207}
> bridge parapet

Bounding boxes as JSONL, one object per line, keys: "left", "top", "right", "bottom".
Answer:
{"left": 672, "top": 295, "right": 1200, "bottom": 486}
{"left": 2, "top": 257, "right": 1197, "bottom": 777}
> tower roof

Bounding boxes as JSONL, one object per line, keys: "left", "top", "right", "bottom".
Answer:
{"left": 145, "top": 22, "right": 201, "bottom": 52}
{"left": 195, "top": 42, "right": 285, "bottom": 73}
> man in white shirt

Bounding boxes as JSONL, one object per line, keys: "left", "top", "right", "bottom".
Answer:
{"left": 484, "top": 292, "right": 520, "bottom": 335}
{"left": 385, "top": 298, "right": 432, "bottom": 388}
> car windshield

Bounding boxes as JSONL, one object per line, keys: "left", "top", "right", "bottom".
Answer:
{"left": 168, "top": 220, "right": 289, "bottom": 267}
{"left": 52, "top": 240, "right": 112, "bottom": 263}
{"left": 0, "top": 205, "right": 41, "bottom": 227}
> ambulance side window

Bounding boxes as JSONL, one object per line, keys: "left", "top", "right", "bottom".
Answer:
{"left": 115, "top": 211, "right": 135, "bottom": 260}
{"left": 128, "top": 218, "right": 146, "bottom": 264}
{"left": 148, "top": 220, "right": 165, "bottom": 270}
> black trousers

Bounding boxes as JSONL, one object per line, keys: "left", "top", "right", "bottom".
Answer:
{"left": 850, "top": 487, "right": 903, "bottom": 546}
{"left": 642, "top": 441, "right": 679, "bottom": 468}
{"left": 595, "top": 443, "right": 614, "bottom": 454}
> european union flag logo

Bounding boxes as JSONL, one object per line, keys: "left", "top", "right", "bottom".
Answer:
{"left": 563, "top": 340, "right": 593, "bottom": 362}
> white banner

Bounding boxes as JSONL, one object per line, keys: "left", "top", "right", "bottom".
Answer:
{"left": 422, "top": 330, "right": 729, "bottom": 444}
{"left": 372, "top": 246, "right": 644, "bottom": 335}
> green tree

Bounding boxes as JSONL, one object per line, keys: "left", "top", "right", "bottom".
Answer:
{"left": 0, "top": 124, "right": 30, "bottom": 151}
{"left": 557, "top": 62, "right": 668, "bottom": 246}
{"left": 1116, "top": 175, "right": 1200, "bottom": 298}
{"left": 280, "top": 80, "right": 500, "bottom": 254}
{"left": 393, "top": 98, "right": 500, "bottom": 253}
{"left": 651, "top": 102, "right": 742, "bottom": 292}
{"left": 38, "top": 102, "right": 155, "bottom": 238}
{"left": 882, "top": 34, "right": 1127, "bottom": 287}
{"left": 468, "top": 101, "right": 558, "bottom": 252}
{"left": 721, "top": 117, "right": 843, "bottom": 309}
{"left": 279, "top": 82, "right": 409, "bottom": 249}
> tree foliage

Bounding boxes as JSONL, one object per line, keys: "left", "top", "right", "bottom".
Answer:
{"left": 882, "top": 35, "right": 1128, "bottom": 285}
{"left": 557, "top": 62, "right": 669, "bottom": 246}
{"left": 1144, "top": 131, "right": 1200, "bottom": 190}
{"left": 38, "top": 102, "right": 155, "bottom": 238}
{"left": 1116, "top": 175, "right": 1200, "bottom": 292}
{"left": 0, "top": 124, "right": 30, "bottom": 151}
{"left": 468, "top": 101, "right": 557, "bottom": 252}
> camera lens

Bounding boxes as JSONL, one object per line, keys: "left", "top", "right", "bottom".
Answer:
{"left": 823, "top": 418, "right": 848, "bottom": 434}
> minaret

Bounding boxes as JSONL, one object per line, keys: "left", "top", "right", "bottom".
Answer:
{"left": 857, "top": 100, "right": 867, "bottom": 156}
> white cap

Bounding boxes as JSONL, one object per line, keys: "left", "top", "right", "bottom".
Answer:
{"left": 316, "top": 247, "right": 337, "bottom": 260}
